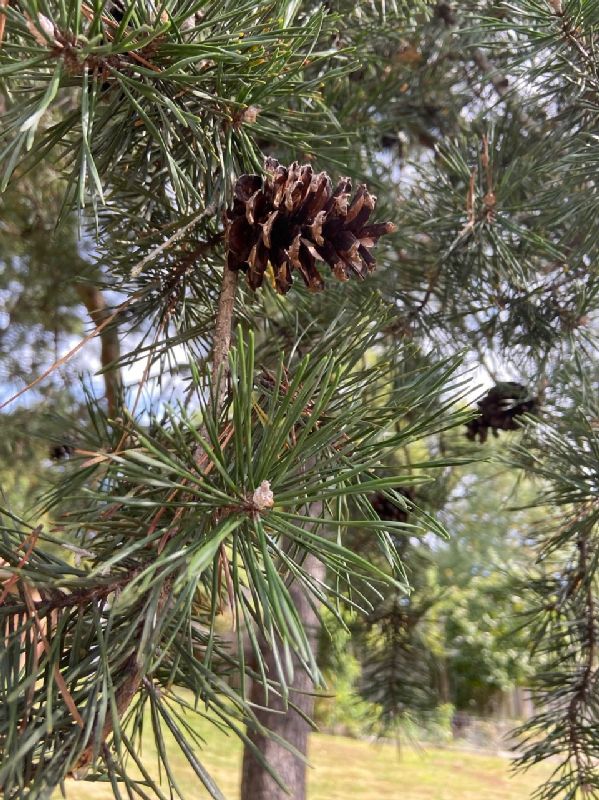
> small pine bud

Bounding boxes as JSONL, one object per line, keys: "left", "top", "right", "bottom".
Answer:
{"left": 241, "top": 105, "right": 260, "bottom": 124}
{"left": 38, "top": 13, "right": 55, "bottom": 39}
{"left": 252, "top": 480, "right": 274, "bottom": 511}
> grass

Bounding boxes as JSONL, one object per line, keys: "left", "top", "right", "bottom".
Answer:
{"left": 56, "top": 714, "right": 550, "bottom": 800}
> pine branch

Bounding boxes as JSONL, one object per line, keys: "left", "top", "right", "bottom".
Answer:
{"left": 73, "top": 584, "right": 172, "bottom": 773}
{"left": 76, "top": 256, "right": 240, "bottom": 769}
{"left": 510, "top": 392, "right": 599, "bottom": 798}
{"left": 471, "top": 48, "right": 533, "bottom": 128}
{"left": 211, "top": 265, "right": 239, "bottom": 418}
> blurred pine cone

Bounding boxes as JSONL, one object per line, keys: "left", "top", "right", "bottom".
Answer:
{"left": 226, "top": 158, "right": 396, "bottom": 294}
{"left": 465, "top": 382, "right": 538, "bottom": 443}
{"left": 49, "top": 443, "right": 74, "bottom": 461}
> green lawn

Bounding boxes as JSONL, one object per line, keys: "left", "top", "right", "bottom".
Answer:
{"left": 57, "top": 716, "right": 550, "bottom": 800}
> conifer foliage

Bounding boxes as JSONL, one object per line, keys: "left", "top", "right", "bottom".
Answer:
{"left": 1, "top": 1, "right": 599, "bottom": 799}
{"left": 0, "top": 3, "right": 454, "bottom": 797}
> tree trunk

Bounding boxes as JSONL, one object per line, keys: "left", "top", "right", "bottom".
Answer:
{"left": 75, "top": 283, "right": 122, "bottom": 417}
{"left": 240, "top": 551, "right": 325, "bottom": 800}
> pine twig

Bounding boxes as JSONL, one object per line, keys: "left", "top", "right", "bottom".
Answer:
{"left": 211, "top": 264, "right": 239, "bottom": 418}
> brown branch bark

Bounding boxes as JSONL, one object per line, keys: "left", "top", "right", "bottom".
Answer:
{"left": 75, "top": 283, "right": 122, "bottom": 418}
{"left": 210, "top": 264, "right": 238, "bottom": 416}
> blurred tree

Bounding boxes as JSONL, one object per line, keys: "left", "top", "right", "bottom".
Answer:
{"left": 431, "top": 462, "right": 538, "bottom": 716}
{"left": 0, "top": 173, "right": 121, "bottom": 412}
{"left": 328, "top": 460, "right": 538, "bottom": 733}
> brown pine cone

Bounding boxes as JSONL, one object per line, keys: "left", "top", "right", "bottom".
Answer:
{"left": 49, "top": 443, "right": 74, "bottom": 461}
{"left": 226, "top": 158, "right": 396, "bottom": 294}
{"left": 465, "top": 383, "right": 538, "bottom": 443}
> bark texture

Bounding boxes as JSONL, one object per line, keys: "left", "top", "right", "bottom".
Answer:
{"left": 240, "top": 552, "right": 325, "bottom": 800}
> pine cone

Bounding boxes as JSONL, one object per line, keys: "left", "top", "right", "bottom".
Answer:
{"left": 465, "top": 382, "right": 538, "bottom": 443}
{"left": 49, "top": 443, "right": 74, "bottom": 461}
{"left": 226, "top": 158, "right": 397, "bottom": 294}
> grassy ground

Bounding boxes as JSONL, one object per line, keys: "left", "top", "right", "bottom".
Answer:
{"left": 57, "top": 716, "right": 550, "bottom": 800}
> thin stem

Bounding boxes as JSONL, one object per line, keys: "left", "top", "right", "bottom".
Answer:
{"left": 211, "top": 264, "right": 239, "bottom": 417}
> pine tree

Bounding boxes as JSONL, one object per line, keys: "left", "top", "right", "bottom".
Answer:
{"left": 1, "top": 2, "right": 599, "bottom": 800}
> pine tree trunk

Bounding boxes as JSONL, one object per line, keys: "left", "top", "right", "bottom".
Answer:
{"left": 75, "top": 283, "right": 122, "bottom": 417}
{"left": 240, "top": 552, "right": 325, "bottom": 800}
